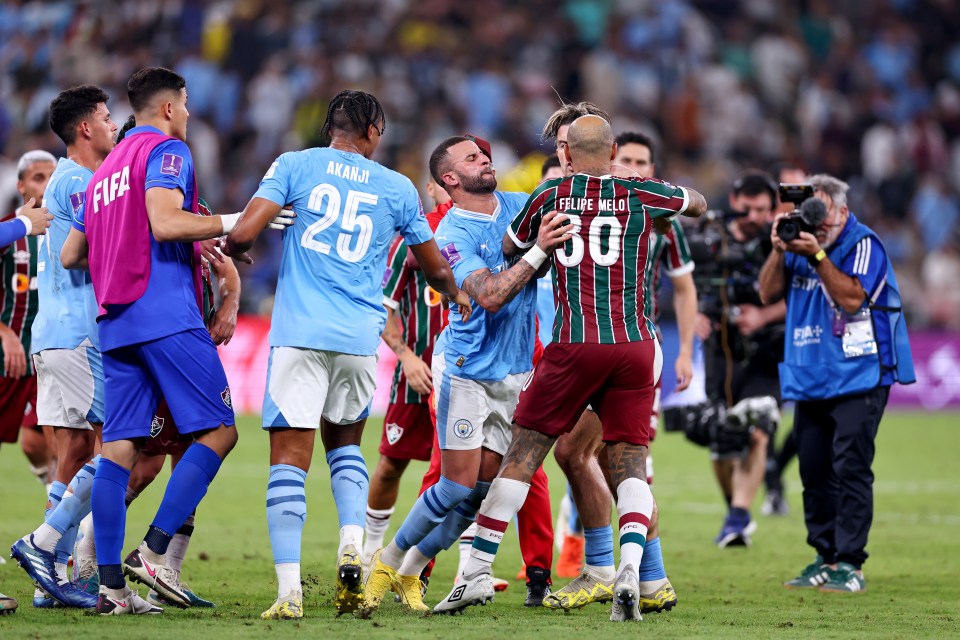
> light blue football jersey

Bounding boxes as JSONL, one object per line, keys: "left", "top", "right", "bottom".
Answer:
{"left": 254, "top": 147, "right": 433, "bottom": 355}
{"left": 433, "top": 191, "right": 536, "bottom": 381}
{"left": 33, "top": 158, "right": 100, "bottom": 352}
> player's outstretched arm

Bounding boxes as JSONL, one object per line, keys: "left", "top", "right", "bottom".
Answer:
{"left": 408, "top": 239, "right": 472, "bottom": 322}
{"left": 61, "top": 227, "right": 90, "bottom": 270}
{"left": 223, "top": 196, "right": 284, "bottom": 256}
{"left": 147, "top": 187, "right": 236, "bottom": 242}
{"left": 463, "top": 210, "right": 571, "bottom": 314}
{"left": 671, "top": 271, "right": 697, "bottom": 391}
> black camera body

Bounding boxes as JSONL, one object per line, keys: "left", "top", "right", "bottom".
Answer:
{"left": 686, "top": 210, "right": 770, "bottom": 318}
{"left": 775, "top": 184, "right": 826, "bottom": 242}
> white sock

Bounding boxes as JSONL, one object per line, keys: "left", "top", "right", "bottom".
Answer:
{"left": 363, "top": 507, "right": 394, "bottom": 560}
{"left": 464, "top": 478, "right": 530, "bottom": 579}
{"left": 167, "top": 534, "right": 190, "bottom": 574}
{"left": 338, "top": 524, "right": 363, "bottom": 557}
{"left": 380, "top": 539, "right": 405, "bottom": 570}
{"left": 458, "top": 522, "right": 478, "bottom": 576}
{"left": 276, "top": 562, "right": 301, "bottom": 597}
{"left": 398, "top": 545, "right": 432, "bottom": 577}
{"left": 615, "top": 478, "right": 653, "bottom": 579}
{"left": 55, "top": 561, "right": 68, "bottom": 583}
{"left": 30, "top": 522, "right": 61, "bottom": 553}
{"left": 76, "top": 514, "right": 96, "bottom": 561}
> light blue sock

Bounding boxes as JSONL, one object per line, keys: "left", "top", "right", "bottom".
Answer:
{"left": 48, "top": 456, "right": 99, "bottom": 534}
{"left": 45, "top": 481, "right": 67, "bottom": 519}
{"left": 326, "top": 445, "right": 368, "bottom": 528}
{"left": 266, "top": 464, "right": 307, "bottom": 564}
{"left": 395, "top": 475, "right": 472, "bottom": 551}
{"left": 417, "top": 481, "right": 490, "bottom": 558}
{"left": 637, "top": 536, "right": 667, "bottom": 581}
{"left": 584, "top": 525, "right": 615, "bottom": 568}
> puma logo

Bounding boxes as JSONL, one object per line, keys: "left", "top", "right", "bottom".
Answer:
{"left": 282, "top": 510, "right": 306, "bottom": 522}
{"left": 339, "top": 477, "right": 364, "bottom": 490}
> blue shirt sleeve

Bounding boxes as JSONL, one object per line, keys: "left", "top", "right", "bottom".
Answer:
{"left": 437, "top": 224, "right": 487, "bottom": 288}
{"left": 0, "top": 217, "right": 27, "bottom": 246}
{"left": 395, "top": 177, "right": 433, "bottom": 245}
{"left": 145, "top": 140, "right": 194, "bottom": 202}
{"left": 72, "top": 194, "right": 87, "bottom": 232}
{"left": 839, "top": 236, "right": 888, "bottom": 298}
{"left": 253, "top": 152, "right": 294, "bottom": 207}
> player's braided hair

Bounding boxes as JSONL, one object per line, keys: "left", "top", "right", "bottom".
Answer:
{"left": 541, "top": 101, "right": 610, "bottom": 142}
{"left": 320, "top": 90, "right": 385, "bottom": 139}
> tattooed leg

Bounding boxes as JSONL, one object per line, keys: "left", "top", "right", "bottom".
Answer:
{"left": 498, "top": 425, "right": 557, "bottom": 484}
{"left": 606, "top": 442, "right": 653, "bottom": 580}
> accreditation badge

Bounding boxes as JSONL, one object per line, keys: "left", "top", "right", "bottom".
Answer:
{"left": 841, "top": 308, "right": 878, "bottom": 358}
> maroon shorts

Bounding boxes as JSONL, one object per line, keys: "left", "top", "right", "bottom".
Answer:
{"left": 513, "top": 341, "right": 660, "bottom": 446}
{"left": 0, "top": 375, "right": 38, "bottom": 442}
{"left": 380, "top": 402, "right": 433, "bottom": 461}
{"left": 140, "top": 400, "right": 189, "bottom": 457}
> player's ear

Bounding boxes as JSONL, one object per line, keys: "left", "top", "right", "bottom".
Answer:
{"left": 610, "top": 142, "right": 618, "bottom": 162}
{"left": 442, "top": 171, "right": 458, "bottom": 189}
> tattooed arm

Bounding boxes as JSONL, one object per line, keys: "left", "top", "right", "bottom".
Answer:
{"left": 463, "top": 210, "right": 571, "bottom": 314}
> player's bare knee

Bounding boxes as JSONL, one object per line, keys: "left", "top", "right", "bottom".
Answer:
{"left": 376, "top": 455, "right": 409, "bottom": 482}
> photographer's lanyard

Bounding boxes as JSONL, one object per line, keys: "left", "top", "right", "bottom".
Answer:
{"left": 819, "top": 278, "right": 884, "bottom": 359}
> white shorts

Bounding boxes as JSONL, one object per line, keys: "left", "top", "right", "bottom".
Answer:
{"left": 32, "top": 339, "right": 104, "bottom": 430}
{"left": 433, "top": 350, "right": 527, "bottom": 456}
{"left": 262, "top": 347, "right": 377, "bottom": 429}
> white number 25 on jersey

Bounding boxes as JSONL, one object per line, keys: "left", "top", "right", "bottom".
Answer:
{"left": 300, "top": 184, "right": 378, "bottom": 263}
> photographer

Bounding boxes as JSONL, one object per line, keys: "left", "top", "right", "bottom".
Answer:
{"left": 759, "top": 174, "right": 915, "bottom": 593}
{"left": 684, "top": 172, "right": 786, "bottom": 548}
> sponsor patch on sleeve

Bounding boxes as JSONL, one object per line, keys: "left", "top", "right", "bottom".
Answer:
{"left": 440, "top": 243, "right": 462, "bottom": 266}
{"left": 160, "top": 153, "right": 184, "bottom": 177}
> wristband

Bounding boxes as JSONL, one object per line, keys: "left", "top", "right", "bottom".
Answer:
{"left": 808, "top": 249, "right": 827, "bottom": 267}
{"left": 15, "top": 214, "right": 32, "bottom": 236}
{"left": 220, "top": 212, "right": 242, "bottom": 235}
{"left": 521, "top": 245, "right": 549, "bottom": 269}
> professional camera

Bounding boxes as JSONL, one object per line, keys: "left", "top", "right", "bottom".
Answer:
{"left": 775, "top": 184, "right": 828, "bottom": 242}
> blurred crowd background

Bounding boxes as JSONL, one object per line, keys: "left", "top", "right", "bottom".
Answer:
{"left": 2, "top": 0, "right": 959, "bottom": 327}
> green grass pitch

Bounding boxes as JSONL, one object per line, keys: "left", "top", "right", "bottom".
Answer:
{"left": 1, "top": 410, "right": 957, "bottom": 639}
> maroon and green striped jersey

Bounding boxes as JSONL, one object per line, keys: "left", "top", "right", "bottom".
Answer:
{"left": 644, "top": 218, "right": 694, "bottom": 326}
{"left": 197, "top": 198, "right": 217, "bottom": 326}
{"left": 382, "top": 236, "right": 444, "bottom": 404}
{"left": 1, "top": 213, "right": 39, "bottom": 376}
{"left": 509, "top": 174, "right": 689, "bottom": 344}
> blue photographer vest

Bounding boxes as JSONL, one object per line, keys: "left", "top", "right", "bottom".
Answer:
{"left": 780, "top": 215, "right": 915, "bottom": 401}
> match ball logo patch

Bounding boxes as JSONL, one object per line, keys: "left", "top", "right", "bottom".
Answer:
{"left": 160, "top": 153, "right": 183, "bottom": 177}
{"left": 221, "top": 386, "right": 232, "bottom": 408}
{"left": 150, "top": 416, "right": 165, "bottom": 438}
{"left": 453, "top": 419, "right": 475, "bottom": 440}
{"left": 69, "top": 191, "right": 85, "bottom": 217}
{"left": 385, "top": 422, "right": 404, "bottom": 445}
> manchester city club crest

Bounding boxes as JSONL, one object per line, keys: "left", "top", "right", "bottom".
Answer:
{"left": 385, "top": 422, "right": 404, "bottom": 445}
{"left": 453, "top": 418, "right": 475, "bottom": 439}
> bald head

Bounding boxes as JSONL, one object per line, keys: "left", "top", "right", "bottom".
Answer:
{"left": 565, "top": 115, "right": 616, "bottom": 174}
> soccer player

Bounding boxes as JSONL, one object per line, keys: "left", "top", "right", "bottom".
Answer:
{"left": 1, "top": 151, "right": 55, "bottom": 480}
{"left": 61, "top": 67, "right": 245, "bottom": 615}
{"left": 364, "top": 135, "right": 570, "bottom": 613}
{"left": 10, "top": 86, "right": 115, "bottom": 610}
{"left": 434, "top": 116, "right": 707, "bottom": 621}
{"left": 594, "top": 131, "right": 696, "bottom": 611}
{"left": 223, "top": 89, "right": 470, "bottom": 619}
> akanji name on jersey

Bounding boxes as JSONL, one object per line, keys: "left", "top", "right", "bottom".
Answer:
{"left": 510, "top": 174, "right": 688, "bottom": 345}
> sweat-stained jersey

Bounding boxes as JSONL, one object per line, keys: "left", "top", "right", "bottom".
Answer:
{"left": 509, "top": 174, "right": 689, "bottom": 344}
{"left": 382, "top": 236, "right": 444, "bottom": 404}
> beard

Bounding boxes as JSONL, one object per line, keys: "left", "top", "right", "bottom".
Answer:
{"left": 460, "top": 169, "right": 497, "bottom": 194}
